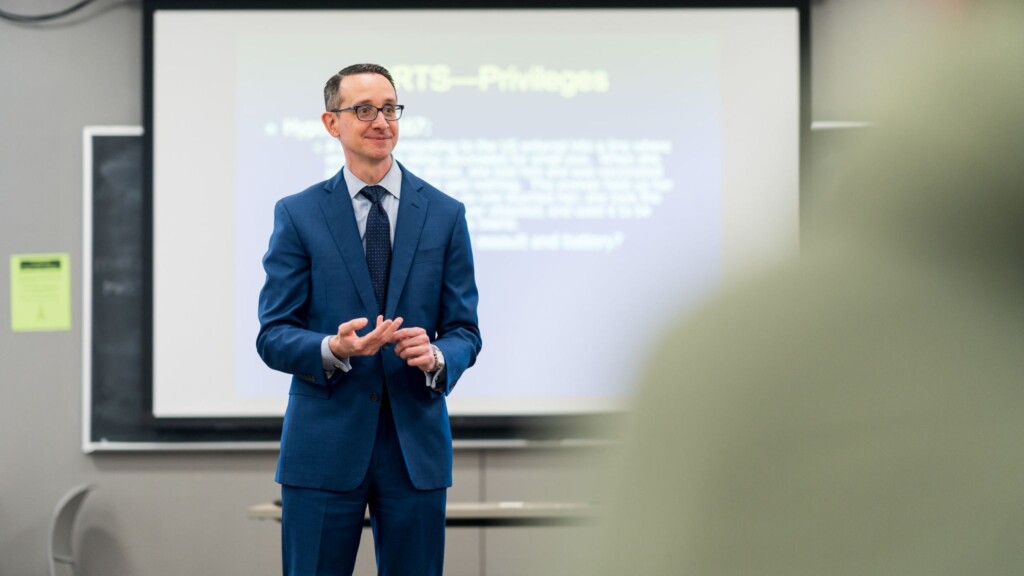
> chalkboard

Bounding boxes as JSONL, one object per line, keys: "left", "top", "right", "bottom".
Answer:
{"left": 82, "top": 128, "right": 603, "bottom": 451}
{"left": 83, "top": 127, "right": 284, "bottom": 451}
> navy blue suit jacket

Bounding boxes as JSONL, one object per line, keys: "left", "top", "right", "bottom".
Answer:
{"left": 257, "top": 162, "right": 481, "bottom": 492}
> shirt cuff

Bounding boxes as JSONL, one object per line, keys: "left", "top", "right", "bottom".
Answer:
{"left": 321, "top": 335, "right": 352, "bottom": 378}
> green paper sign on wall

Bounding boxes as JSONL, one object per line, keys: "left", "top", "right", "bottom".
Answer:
{"left": 10, "top": 253, "right": 71, "bottom": 332}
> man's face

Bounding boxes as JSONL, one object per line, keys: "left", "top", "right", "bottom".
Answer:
{"left": 323, "top": 72, "right": 399, "bottom": 166}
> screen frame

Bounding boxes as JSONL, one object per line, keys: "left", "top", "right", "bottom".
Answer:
{"left": 137, "top": 0, "right": 811, "bottom": 448}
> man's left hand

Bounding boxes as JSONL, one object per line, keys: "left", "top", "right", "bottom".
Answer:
{"left": 391, "top": 327, "right": 437, "bottom": 372}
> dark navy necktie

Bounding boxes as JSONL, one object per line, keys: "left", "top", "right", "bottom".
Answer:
{"left": 360, "top": 185, "right": 391, "bottom": 315}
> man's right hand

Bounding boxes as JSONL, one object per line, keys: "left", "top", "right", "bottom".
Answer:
{"left": 329, "top": 315, "right": 403, "bottom": 358}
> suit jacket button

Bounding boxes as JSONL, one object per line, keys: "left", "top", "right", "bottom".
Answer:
{"left": 370, "top": 392, "right": 380, "bottom": 403}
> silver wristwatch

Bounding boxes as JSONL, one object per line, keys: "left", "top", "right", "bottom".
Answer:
{"left": 430, "top": 345, "right": 445, "bottom": 373}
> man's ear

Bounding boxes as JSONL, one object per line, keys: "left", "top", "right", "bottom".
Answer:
{"left": 321, "top": 111, "right": 340, "bottom": 137}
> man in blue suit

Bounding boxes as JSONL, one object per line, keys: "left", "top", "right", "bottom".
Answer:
{"left": 257, "top": 63, "right": 481, "bottom": 576}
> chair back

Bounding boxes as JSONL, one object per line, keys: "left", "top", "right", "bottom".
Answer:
{"left": 48, "top": 484, "right": 96, "bottom": 576}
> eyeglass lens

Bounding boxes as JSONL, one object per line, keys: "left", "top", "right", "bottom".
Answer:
{"left": 357, "top": 105, "right": 401, "bottom": 121}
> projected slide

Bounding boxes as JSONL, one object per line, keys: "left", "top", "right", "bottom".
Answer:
{"left": 152, "top": 9, "right": 799, "bottom": 417}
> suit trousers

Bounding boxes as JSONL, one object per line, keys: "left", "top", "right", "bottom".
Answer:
{"left": 281, "top": 399, "right": 447, "bottom": 576}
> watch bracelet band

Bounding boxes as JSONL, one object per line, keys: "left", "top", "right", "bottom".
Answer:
{"left": 430, "top": 345, "right": 441, "bottom": 373}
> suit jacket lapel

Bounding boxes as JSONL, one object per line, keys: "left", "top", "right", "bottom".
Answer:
{"left": 386, "top": 165, "right": 429, "bottom": 318}
{"left": 319, "top": 171, "right": 379, "bottom": 317}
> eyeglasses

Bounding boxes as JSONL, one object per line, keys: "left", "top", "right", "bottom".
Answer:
{"left": 329, "top": 104, "right": 404, "bottom": 122}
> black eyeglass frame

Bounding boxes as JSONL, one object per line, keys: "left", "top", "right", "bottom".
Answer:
{"left": 329, "top": 104, "right": 404, "bottom": 121}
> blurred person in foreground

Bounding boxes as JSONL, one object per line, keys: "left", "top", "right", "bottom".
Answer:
{"left": 581, "top": 4, "right": 1024, "bottom": 575}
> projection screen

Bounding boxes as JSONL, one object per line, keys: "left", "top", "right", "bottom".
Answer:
{"left": 149, "top": 5, "right": 803, "bottom": 419}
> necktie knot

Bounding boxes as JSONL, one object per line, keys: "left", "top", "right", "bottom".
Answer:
{"left": 360, "top": 185, "right": 387, "bottom": 206}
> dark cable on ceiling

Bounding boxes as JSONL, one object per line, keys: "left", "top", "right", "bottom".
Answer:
{"left": 0, "top": 0, "right": 100, "bottom": 23}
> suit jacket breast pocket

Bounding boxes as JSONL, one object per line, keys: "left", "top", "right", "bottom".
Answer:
{"left": 414, "top": 246, "right": 446, "bottom": 266}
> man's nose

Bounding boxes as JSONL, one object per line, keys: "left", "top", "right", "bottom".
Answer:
{"left": 371, "top": 111, "right": 390, "bottom": 128}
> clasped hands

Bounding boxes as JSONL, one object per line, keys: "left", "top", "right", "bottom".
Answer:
{"left": 328, "top": 316, "right": 437, "bottom": 372}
